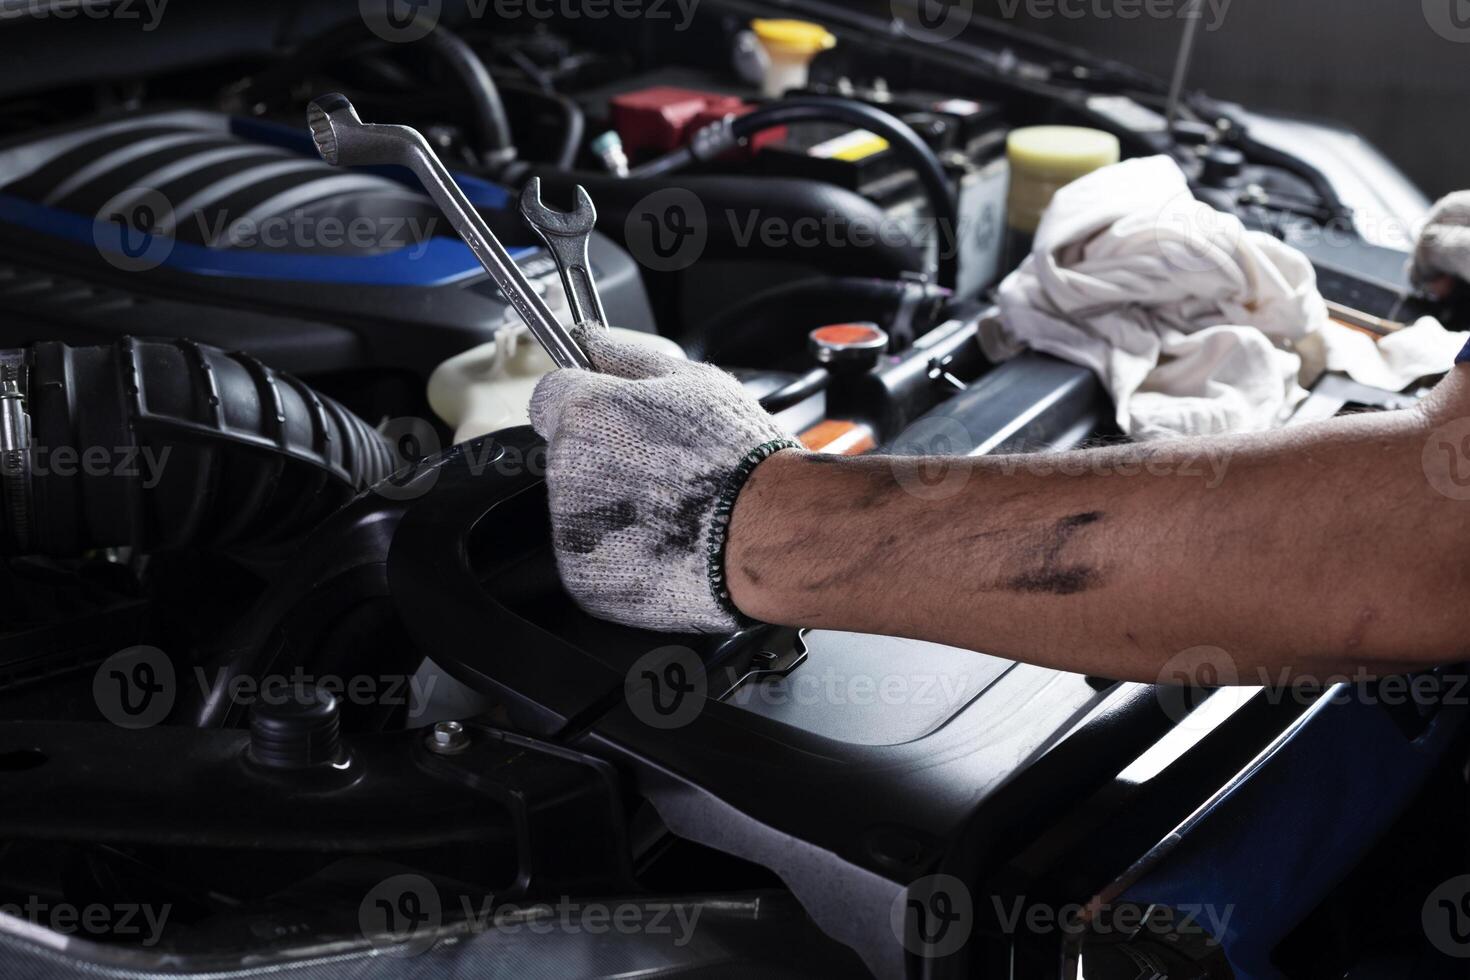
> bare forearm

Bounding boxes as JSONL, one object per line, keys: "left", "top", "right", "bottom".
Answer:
{"left": 727, "top": 370, "right": 1470, "bottom": 682}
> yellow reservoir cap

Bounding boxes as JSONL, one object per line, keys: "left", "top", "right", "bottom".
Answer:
{"left": 751, "top": 18, "right": 836, "bottom": 56}
{"left": 1006, "top": 125, "right": 1120, "bottom": 181}
{"left": 1005, "top": 125, "right": 1121, "bottom": 233}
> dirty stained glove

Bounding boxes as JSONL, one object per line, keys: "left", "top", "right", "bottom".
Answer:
{"left": 1412, "top": 191, "right": 1470, "bottom": 296}
{"left": 529, "top": 326, "right": 800, "bottom": 633}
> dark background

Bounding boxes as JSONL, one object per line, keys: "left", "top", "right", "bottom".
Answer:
{"left": 960, "top": 0, "right": 1466, "bottom": 200}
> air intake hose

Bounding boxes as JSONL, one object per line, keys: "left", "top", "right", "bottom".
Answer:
{"left": 0, "top": 338, "right": 396, "bottom": 556}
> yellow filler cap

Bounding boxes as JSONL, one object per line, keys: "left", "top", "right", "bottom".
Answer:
{"left": 1006, "top": 126, "right": 1120, "bottom": 180}
{"left": 1005, "top": 126, "right": 1120, "bottom": 233}
{"left": 751, "top": 19, "right": 836, "bottom": 56}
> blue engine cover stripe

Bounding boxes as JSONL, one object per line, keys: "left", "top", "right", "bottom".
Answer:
{"left": 0, "top": 115, "right": 523, "bottom": 286}
{"left": 229, "top": 115, "right": 513, "bottom": 210}
{"left": 0, "top": 192, "right": 531, "bottom": 287}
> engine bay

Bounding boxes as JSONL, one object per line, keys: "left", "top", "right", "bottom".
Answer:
{"left": 0, "top": 3, "right": 1464, "bottom": 978}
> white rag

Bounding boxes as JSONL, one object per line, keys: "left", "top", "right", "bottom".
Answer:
{"left": 987, "top": 155, "right": 1467, "bottom": 440}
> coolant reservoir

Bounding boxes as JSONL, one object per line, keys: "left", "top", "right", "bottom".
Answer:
{"left": 750, "top": 19, "right": 835, "bottom": 97}
{"left": 1004, "top": 125, "right": 1120, "bottom": 235}
{"left": 428, "top": 327, "right": 685, "bottom": 444}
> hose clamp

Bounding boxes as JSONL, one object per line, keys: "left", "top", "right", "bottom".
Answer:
{"left": 0, "top": 367, "right": 32, "bottom": 553}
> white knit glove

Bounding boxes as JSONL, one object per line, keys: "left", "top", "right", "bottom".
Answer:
{"left": 529, "top": 326, "right": 800, "bottom": 633}
{"left": 1413, "top": 191, "right": 1470, "bottom": 293}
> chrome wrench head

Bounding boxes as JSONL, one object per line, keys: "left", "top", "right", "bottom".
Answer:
{"left": 518, "top": 177, "right": 608, "bottom": 330}
{"left": 305, "top": 94, "right": 593, "bottom": 371}
{"left": 306, "top": 92, "right": 425, "bottom": 169}
{"left": 519, "top": 178, "right": 597, "bottom": 238}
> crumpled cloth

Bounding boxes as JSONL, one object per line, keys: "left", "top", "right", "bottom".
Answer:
{"left": 986, "top": 155, "right": 1467, "bottom": 440}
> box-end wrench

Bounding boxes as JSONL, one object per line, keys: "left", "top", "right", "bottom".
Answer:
{"left": 518, "top": 177, "right": 607, "bottom": 331}
{"left": 305, "top": 93, "right": 593, "bottom": 371}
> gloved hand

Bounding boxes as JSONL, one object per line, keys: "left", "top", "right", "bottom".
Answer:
{"left": 529, "top": 326, "right": 800, "bottom": 633}
{"left": 1413, "top": 191, "right": 1470, "bottom": 297}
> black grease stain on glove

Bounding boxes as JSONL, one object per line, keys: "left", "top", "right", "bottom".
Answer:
{"left": 529, "top": 326, "right": 797, "bottom": 633}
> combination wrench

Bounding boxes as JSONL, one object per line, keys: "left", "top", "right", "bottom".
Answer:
{"left": 306, "top": 93, "right": 593, "bottom": 370}
{"left": 518, "top": 177, "right": 608, "bottom": 331}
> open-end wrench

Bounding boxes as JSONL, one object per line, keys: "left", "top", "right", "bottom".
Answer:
{"left": 518, "top": 177, "right": 607, "bottom": 331}
{"left": 306, "top": 93, "right": 593, "bottom": 370}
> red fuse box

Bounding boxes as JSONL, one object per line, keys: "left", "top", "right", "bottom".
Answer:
{"left": 609, "top": 86, "right": 784, "bottom": 161}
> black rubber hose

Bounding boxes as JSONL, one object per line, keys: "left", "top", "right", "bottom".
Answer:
{"left": 629, "top": 97, "right": 960, "bottom": 290}
{"left": 243, "top": 21, "right": 515, "bottom": 164}
{"left": 529, "top": 170, "right": 926, "bottom": 284}
{"left": 498, "top": 80, "right": 585, "bottom": 170}
{"left": 417, "top": 26, "right": 516, "bottom": 165}
{"left": 1, "top": 338, "right": 396, "bottom": 556}
{"left": 758, "top": 368, "right": 830, "bottom": 413}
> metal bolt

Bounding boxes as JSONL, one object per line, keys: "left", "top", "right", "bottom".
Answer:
{"left": 427, "top": 720, "right": 470, "bottom": 755}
